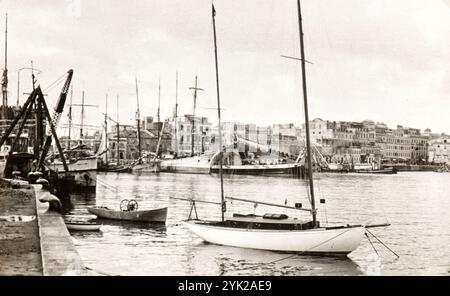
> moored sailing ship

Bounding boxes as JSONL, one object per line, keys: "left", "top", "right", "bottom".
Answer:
{"left": 48, "top": 144, "right": 97, "bottom": 190}
{"left": 183, "top": 2, "right": 390, "bottom": 256}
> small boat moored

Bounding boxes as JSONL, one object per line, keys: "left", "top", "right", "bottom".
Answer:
{"left": 65, "top": 221, "right": 102, "bottom": 231}
{"left": 87, "top": 199, "right": 167, "bottom": 224}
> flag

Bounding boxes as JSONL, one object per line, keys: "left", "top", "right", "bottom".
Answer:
{"left": 212, "top": 4, "right": 216, "bottom": 17}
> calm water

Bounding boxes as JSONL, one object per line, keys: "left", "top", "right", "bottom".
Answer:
{"left": 65, "top": 171, "right": 450, "bottom": 276}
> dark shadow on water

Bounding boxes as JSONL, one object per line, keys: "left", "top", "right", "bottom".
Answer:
{"left": 61, "top": 192, "right": 97, "bottom": 215}
{"left": 194, "top": 242, "right": 364, "bottom": 276}
{"left": 95, "top": 219, "right": 167, "bottom": 232}
{"left": 69, "top": 229, "right": 104, "bottom": 239}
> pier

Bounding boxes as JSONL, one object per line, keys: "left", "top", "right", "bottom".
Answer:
{"left": 0, "top": 179, "right": 93, "bottom": 276}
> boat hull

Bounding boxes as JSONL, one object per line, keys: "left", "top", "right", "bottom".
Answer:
{"left": 0, "top": 161, "right": 5, "bottom": 178}
{"left": 131, "top": 163, "right": 161, "bottom": 173}
{"left": 66, "top": 223, "right": 101, "bottom": 231}
{"left": 210, "top": 164, "right": 304, "bottom": 177}
{"left": 184, "top": 221, "right": 365, "bottom": 255}
{"left": 160, "top": 157, "right": 304, "bottom": 177}
{"left": 50, "top": 157, "right": 98, "bottom": 190}
{"left": 355, "top": 168, "right": 397, "bottom": 175}
{"left": 87, "top": 206, "right": 167, "bottom": 223}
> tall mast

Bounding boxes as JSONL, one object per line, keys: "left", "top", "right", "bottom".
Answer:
{"left": 157, "top": 78, "right": 161, "bottom": 123}
{"left": 116, "top": 94, "right": 120, "bottom": 164}
{"left": 105, "top": 92, "right": 108, "bottom": 164}
{"left": 31, "top": 60, "right": 36, "bottom": 90}
{"left": 157, "top": 78, "right": 161, "bottom": 143}
{"left": 297, "top": 0, "right": 317, "bottom": 226}
{"left": 135, "top": 76, "right": 142, "bottom": 161}
{"left": 2, "top": 13, "right": 8, "bottom": 109}
{"left": 189, "top": 76, "right": 203, "bottom": 157}
{"left": 67, "top": 85, "right": 73, "bottom": 149}
{"left": 212, "top": 4, "right": 225, "bottom": 222}
{"left": 174, "top": 71, "right": 179, "bottom": 155}
{"left": 80, "top": 90, "right": 85, "bottom": 139}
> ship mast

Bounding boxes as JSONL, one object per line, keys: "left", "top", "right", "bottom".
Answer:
{"left": 80, "top": 90, "right": 86, "bottom": 140}
{"left": 297, "top": 0, "right": 317, "bottom": 226}
{"left": 157, "top": 78, "right": 161, "bottom": 123}
{"left": 174, "top": 71, "right": 179, "bottom": 155}
{"left": 189, "top": 76, "right": 203, "bottom": 157}
{"left": 157, "top": 78, "right": 161, "bottom": 143}
{"left": 116, "top": 94, "right": 120, "bottom": 165}
{"left": 135, "top": 76, "right": 142, "bottom": 162}
{"left": 212, "top": 4, "right": 225, "bottom": 222}
{"left": 67, "top": 86, "right": 73, "bottom": 149}
{"left": 2, "top": 13, "right": 8, "bottom": 110}
{"left": 104, "top": 93, "right": 108, "bottom": 164}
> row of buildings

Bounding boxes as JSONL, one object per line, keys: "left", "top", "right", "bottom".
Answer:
{"left": 0, "top": 103, "right": 448, "bottom": 166}
{"left": 89, "top": 115, "right": 449, "bottom": 166}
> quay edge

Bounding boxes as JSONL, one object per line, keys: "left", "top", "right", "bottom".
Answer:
{"left": 33, "top": 184, "right": 96, "bottom": 276}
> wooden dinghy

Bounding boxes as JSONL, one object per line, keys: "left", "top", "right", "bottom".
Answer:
{"left": 87, "top": 199, "right": 167, "bottom": 223}
{"left": 65, "top": 221, "right": 102, "bottom": 231}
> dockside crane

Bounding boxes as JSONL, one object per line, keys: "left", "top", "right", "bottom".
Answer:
{"left": 0, "top": 69, "right": 74, "bottom": 177}
{"left": 37, "top": 69, "right": 73, "bottom": 170}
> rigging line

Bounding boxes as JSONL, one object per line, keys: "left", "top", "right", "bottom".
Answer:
{"left": 43, "top": 71, "right": 69, "bottom": 92}
{"left": 96, "top": 178, "right": 117, "bottom": 192}
{"left": 365, "top": 228, "right": 400, "bottom": 258}
{"left": 365, "top": 232, "right": 379, "bottom": 256}
{"left": 83, "top": 266, "right": 119, "bottom": 276}
{"left": 268, "top": 228, "right": 354, "bottom": 264}
{"left": 304, "top": 174, "right": 311, "bottom": 205}
{"left": 316, "top": 178, "right": 328, "bottom": 226}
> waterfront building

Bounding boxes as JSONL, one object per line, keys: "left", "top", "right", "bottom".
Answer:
{"left": 211, "top": 122, "right": 256, "bottom": 154}
{"left": 141, "top": 116, "right": 173, "bottom": 154}
{"left": 271, "top": 123, "right": 300, "bottom": 156}
{"left": 166, "top": 114, "right": 211, "bottom": 155}
{"left": 211, "top": 122, "right": 300, "bottom": 158}
{"left": 375, "top": 125, "right": 429, "bottom": 164}
{"left": 428, "top": 134, "right": 449, "bottom": 164}
{"left": 107, "top": 124, "right": 157, "bottom": 163}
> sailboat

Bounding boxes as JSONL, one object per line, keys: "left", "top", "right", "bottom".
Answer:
{"left": 183, "top": 2, "right": 390, "bottom": 256}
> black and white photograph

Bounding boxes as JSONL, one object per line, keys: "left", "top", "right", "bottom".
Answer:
{"left": 0, "top": 0, "right": 449, "bottom": 280}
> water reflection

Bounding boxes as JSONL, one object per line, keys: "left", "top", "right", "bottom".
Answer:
{"left": 65, "top": 171, "right": 450, "bottom": 275}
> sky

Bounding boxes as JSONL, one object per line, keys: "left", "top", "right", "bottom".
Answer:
{"left": 0, "top": 0, "right": 449, "bottom": 137}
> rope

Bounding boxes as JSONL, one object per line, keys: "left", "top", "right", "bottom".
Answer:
{"left": 316, "top": 177, "right": 328, "bottom": 226}
{"left": 84, "top": 266, "right": 119, "bottom": 276}
{"left": 96, "top": 178, "right": 117, "bottom": 192}
{"left": 365, "top": 228, "right": 400, "bottom": 258}
{"left": 43, "top": 71, "right": 69, "bottom": 92}
{"left": 365, "top": 232, "right": 379, "bottom": 256}
{"left": 269, "top": 227, "right": 354, "bottom": 263}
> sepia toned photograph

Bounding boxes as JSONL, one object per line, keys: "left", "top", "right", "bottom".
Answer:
{"left": 0, "top": 0, "right": 449, "bottom": 279}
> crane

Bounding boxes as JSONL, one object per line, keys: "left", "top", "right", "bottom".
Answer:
{"left": 37, "top": 70, "right": 74, "bottom": 170}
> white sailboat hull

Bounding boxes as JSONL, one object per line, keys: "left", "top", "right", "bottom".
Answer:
{"left": 184, "top": 221, "right": 365, "bottom": 255}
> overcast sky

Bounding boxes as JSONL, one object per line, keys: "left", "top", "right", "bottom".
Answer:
{"left": 1, "top": 0, "right": 449, "bottom": 136}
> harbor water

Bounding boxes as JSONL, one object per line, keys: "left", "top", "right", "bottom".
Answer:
{"left": 65, "top": 172, "right": 450, "bottom": 276}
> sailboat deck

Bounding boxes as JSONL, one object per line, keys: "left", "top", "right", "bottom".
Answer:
{"left": 227, "top": 216, "right": 308, "bottom": 225}
{"left": 212, "top": 214, "right": 318, "bottom": 230}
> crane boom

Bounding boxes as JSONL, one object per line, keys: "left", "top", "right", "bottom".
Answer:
{"left": 38, "top": 70, "right": 74, "bottom": 169}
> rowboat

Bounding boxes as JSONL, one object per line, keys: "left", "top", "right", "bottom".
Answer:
{"left": 87, "top": 206, "right": 167, "bottom": 223}
{"left": 65, "top": 221, "right": 102, "bottom": 231}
